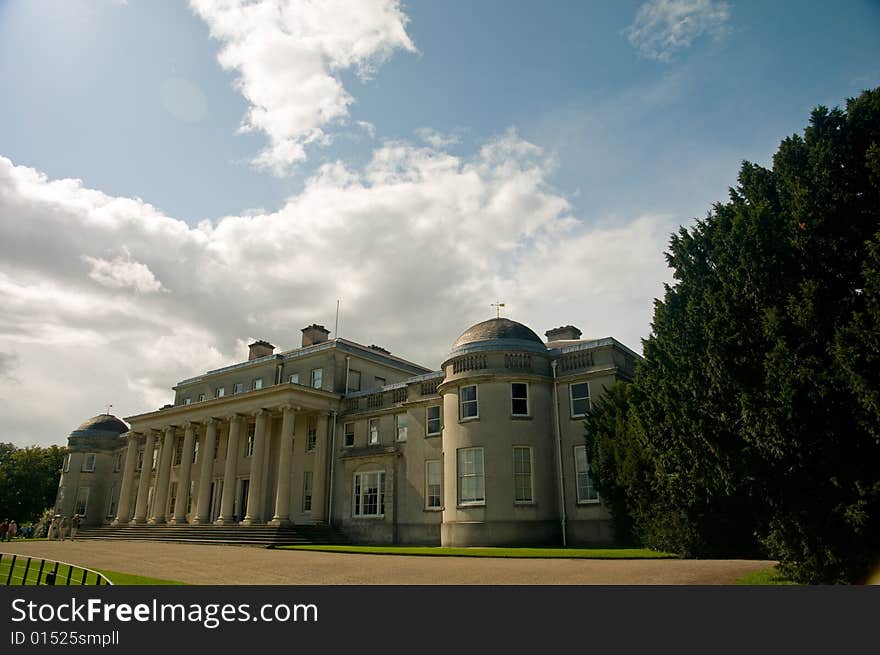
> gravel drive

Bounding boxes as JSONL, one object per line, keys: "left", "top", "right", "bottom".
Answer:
{"left": 0, "top": 541, "right": 773, "bottom": 585}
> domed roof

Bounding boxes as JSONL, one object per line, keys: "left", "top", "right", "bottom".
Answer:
{"left": 452, "top": 318, "right": 543, "bottom": 349}
{"left": 73, "top": 414, "right": 129, "bottom": 435}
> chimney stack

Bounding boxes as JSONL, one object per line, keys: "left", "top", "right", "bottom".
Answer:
{"left": 248, "top": 340, "right": 275, "bottom": 360}
{"left": 545, "top": 325, "right": 582, "bottom": 342}
{"left": 301, "top": 324, "right": 330, "bottom": 347}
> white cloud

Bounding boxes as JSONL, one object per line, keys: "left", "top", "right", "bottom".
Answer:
{"left": 189, "top": 0, "right": 416, "bottom": 175}
{"left": 82, "top": 254, "right": 165, "bottom": 294}
{"left": 0, "top": 135, "right": 671, "bottom": 446}
{"left": 625, "top": 0, "right": 731, "bottom": 62}
{"left": 415, "top": 128, "right": 460, "bottom": 149}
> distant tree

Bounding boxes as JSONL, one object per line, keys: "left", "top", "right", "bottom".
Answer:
{"left": 0, "top": 443, "right": 66, "bottom": 523}
{"left": 586, "top": 88, "right": 880, "bottom": 582}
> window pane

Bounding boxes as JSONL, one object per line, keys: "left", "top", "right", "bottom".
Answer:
{"left": 427, "top": 406, "right": 441, "bottom": 434}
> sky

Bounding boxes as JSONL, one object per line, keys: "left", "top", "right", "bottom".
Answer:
{"left": 1, "top": 0, "right": 878, "bottom": 446}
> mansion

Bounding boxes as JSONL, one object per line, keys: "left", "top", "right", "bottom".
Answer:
{"left": 56, "top": 318, "right": 639, "bottom": 546}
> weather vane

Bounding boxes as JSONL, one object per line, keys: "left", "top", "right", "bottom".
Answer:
{"left": 491, "top": 301, "right": 505, "bottom": 318}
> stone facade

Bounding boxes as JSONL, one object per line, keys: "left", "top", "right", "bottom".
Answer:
{"left": 55, "top": 318, "right": 639, "bottom": 546}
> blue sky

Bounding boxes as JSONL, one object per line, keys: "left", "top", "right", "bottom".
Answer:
{"left": 1, "top": 0, "right": 878, "bottom": 444}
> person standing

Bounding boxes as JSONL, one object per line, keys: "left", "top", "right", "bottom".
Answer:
{"left": 59, "top": 516, "right": 69, "bottom": 542}
{"left": 70, "top": 514, "right": 81, "bottom": 541}
{"left": 0, "top": 519, "right": 7, "bottom": 542}
{"left": 48, "top": 516, "right": 59, "bottom": 540}
{"left": 7, "top": 520, "right": 17, "bottom": 541}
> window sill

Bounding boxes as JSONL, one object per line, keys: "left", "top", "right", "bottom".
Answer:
{"left": 576, "top": 499, "right": 601, "bottom": 505}
{"left": 426, "top": 432, "right": 442, "bottom": 438}
{"left": 424, "top": 507, "right": 443, "bottom": 512}
{"left": 457, "top": 502, "right": 485, "bottom": 508}
{"left": 570, "top": 414, "right": 588, "bottom": 420}
{"left": 514, "top": 501, "right": 536, "bottom": 506}
{"left": 352, "top": 514, "right": 385, "bottom": 520}
{"left": 459, "top": 416, "right": 480, "bottom": 424}
{"left": 510, "top": 414, "right": 532, "bottom": 421}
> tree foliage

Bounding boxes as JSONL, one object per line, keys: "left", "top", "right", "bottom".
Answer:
{"left": 0, "top": 443, "right": 66, "bottom": 523}
{"left": 586, "top": 88, "right": 880, "bottom": 583}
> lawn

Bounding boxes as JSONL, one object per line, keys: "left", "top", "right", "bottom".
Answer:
{"left": 0, "top": 556, "right": 183, "bottom": 586}
{"left": 735, "top": 566, "right": 797, "bottom": 585}
{"left": 278, "top": 545, "right": 676, "bottom": 559}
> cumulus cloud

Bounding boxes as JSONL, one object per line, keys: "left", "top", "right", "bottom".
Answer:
{"left": 189, "top": 0, "right": 416, "bottom": 175}
{"left": 0, "top": 134, "right": 671, "bottom": 445}
{"left": 415, "top": 128, "right": 460, "bottom": 149}
{"left": 82, "top": 254, "right": 165, "bottom": 294}
{"left": 625, "top": 0, "right": 731, "bottom": 62}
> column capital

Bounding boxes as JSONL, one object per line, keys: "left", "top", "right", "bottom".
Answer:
{"left": 203, "top": 417, "right": 218, "bottom": 426}
{"left": 226, "top": 413, "right": 246, "bottom": 422}
{"left": 254, "top": 408, "right": 269, "bottom": 418}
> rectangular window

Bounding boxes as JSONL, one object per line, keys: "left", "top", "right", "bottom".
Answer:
{"left": 459, "top": 385, "right": 478, "bottom": 420}
{"left": 511, "top": 383, "right": 529, "bottom": 416}
{"left": 188, "top": 480, "right": 197, "bottom": 514}
{"left": 353, "top": 471, "right": 386, "bottom": 517}
{"left": 288, "top": 373, "right": 300, "bottom": 385}
{"left": 306, "top": 416, "right": 317, "bottom": 452}
{"left": 374, "top": 376, "right": 386, "bottom": 388}
{"left": 574, "top": 445, "right": 599, "bottom": 502}
{"left": 252, "top": 378, "right": 263, "bottom": 390}
{"left": 135, "top": 449, "right": 144, "bottom": 472}
{"left": 302, "top": 471, "right": 313, "bottom": 512}
{"left": 114, "top": 452, "right": 123, "bottom": 472}
{"left": 174, "top": 438, "right": 183, "bottom": 466}
{"left": 457, "top": 447, "right": 485, "bottom": 505}
{"left": 82, "top": 453, "right": 96, "bottom": 472}
{"left": 233, "top": 382, "right": 244, "bottom": 395}
{"left": 245, "top": 424, "right": 255, "bottom": 457}
{"left": 75, "top": 487, "right": 90, "bottom": 516}
{"left": 344, "top": 423, "right": 355, "bottom": 448}
{"left": 152, "top": 448, "right": 158, "bottom": 471}
{"left": 192, "top": 438, "right": 199, "bottom": 464}
{"left": 214, "top": 436, "right": 220, "bottom": 460}
{"left": 106, "top": 483, "right": 119, "bottom": 519}
{"left": 215, "top": 386, "right": 225, "bottom": 398}
{"left": 64, "top": 455, "right": 70, "bottom": 472}
{"left": 183, "top": 397, "right": 192, "bottom": 405}
{"left": 425, "top": 460, "right": 441, "bottom": 509}
{"left": 168, "top": 482, "right": 178, "bottom": 514}
{"left": 396, "top": 414, "right": 408, "bottom": 441}
{"left": 570, "top": 382, "right": 591, "bottom": 417}
{"left": 197, "top": 393, "right": 206, "bottom": 403}
{"left": 348, "top": 370, "right": 361, "bottom": 392}
{"left": 311, "top": 368, "right": 323, "bottom": 389}
{"left": 514, "top": 446, "right": 534, "bottom": 503}
{"left": 426, "top": 405, "right": 442, "bottom": 436}
{"left": 368, "top": 418, "right": 380, "bottom": 445}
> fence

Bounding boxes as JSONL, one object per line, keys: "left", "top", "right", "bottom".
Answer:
{"left": 0, "top": 552, "right": 113, "bottom": 586}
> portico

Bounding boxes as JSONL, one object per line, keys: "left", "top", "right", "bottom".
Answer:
{"left": 114, "top": 384, "right": 338, "bottom": 528}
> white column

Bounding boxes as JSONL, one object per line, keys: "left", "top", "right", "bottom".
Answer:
{"left": 216, "top": 415, "right": 242, "bottom": 524}
{"left": 150, "top": 426, "right": 176, "bottom": 524}
{"left": 132, "top": 430, "right": 156, "bottom": 523}
{"left": 113, "top": 432, "right": 139, "bottom": 525}
{"left": 243, "top": 409, "right": 269, "bottom": 524}
{"left": 171, "top": 422, "right": 197, "bottom": 523}
{"left": 194, "top": 418, "right": 218, "bottom": 524}
{"left": 311, "top": 413, "right": 328, "bottom": 522}
{"left": 270, "top": 405, "right": 296, "bottom": 526}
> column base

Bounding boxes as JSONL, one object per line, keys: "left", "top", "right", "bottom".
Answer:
{"left": 168, "top": 516, "right": 189, "bottom": 525}
{"left": 148, "top": 517, "right": 166, "bottom": 525}
{"left": 241, "top": 517, "right": 263, "bottom": 526}
{"left": 191, "top": 517, "right": 212, "bottom": 525}
{"left": 268, "top": 517, "right": 291, "bottom": 527}
{"left": 214, "top": 517, "right": 236, "bottom": 525}
{"left": 130, "top": 517, "right": 147, "bottom": 524}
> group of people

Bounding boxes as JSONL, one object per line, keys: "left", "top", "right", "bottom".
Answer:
{"left": 0, "top": 518, "right": 23, "bottom": 540}
{"left": 48, "top": 514, "right": 82, "bottom": 541}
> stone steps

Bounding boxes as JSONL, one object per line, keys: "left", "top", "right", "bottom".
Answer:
{"left": 75, "top": 523, "right": 347, "bottom": 547}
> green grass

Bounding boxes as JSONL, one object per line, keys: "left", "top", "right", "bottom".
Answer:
{"left": 278, "top": 545, "right": 676, "bottom": 559}
{"left": 95, "top": 569, "right": 185, "bottom": 586}
{"left": 735, "top": 566, "right": 797, "bottom": 585}
{"left": 0, "top": 557, "right": 183, "bottom": 586}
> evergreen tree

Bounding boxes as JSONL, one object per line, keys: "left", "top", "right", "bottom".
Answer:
{"left": 587, "top": 88, "right": 880, "bottom": 582}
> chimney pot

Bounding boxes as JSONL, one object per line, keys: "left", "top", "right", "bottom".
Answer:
{"left": 301, "top": 324, "right": 330, "bottom": 347}
{"left": 248, "top": 340, "right": 275, "bottom": 361}
{"left": 545, "top": 325, "right": 583, "bottom": 342}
